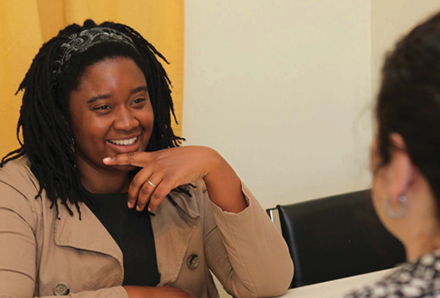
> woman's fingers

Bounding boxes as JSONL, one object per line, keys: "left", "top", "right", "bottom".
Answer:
{"left": 103, "top": 147, "right": 219, "bottom": 212}
{"left": 105, "top": 151, "right": 174, "bottom": 212}
{"left": 136, "top": 174, "right": 162, "bottom": 211}
{"left": 103, "top": 152, "right": 159, "bottom": 211}
{"left": 128, "top": 167, "right": 154, "bottom": 208}
{"left": 135, "top": 176, "right": 174, "bottom": 212}
{"left": 103, "top": 152, "right": 149, "bottom": 167}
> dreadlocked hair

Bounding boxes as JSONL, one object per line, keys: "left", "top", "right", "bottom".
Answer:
{"left": 1, "top": 19, "right": 184, "bottom": 219}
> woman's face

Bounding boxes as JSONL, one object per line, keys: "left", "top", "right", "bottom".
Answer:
{"left": 69, "top": 57, "right": 154, "bottom": 174}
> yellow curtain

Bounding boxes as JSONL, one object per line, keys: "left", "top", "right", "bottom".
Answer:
{"left": 0, "top": 0, "right": 184, "bottom": 158}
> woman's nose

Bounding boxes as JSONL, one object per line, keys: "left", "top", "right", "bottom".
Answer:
{"left": 113, "top": 107, "right": 139, "bottom": 131}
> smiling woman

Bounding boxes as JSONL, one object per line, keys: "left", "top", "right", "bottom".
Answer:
{"left": 0, "top": 20, "right": 293, "bottom": 298}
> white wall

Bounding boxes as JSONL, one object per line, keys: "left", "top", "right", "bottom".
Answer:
{"left": 183, "top": 0, "right": 372, "bottom": 209}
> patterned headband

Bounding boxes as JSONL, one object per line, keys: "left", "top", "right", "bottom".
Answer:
{"left": 54, "top": 27, "right": 137, "bottom": 76}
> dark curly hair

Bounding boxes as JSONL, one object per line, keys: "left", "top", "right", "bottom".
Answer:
{"left": 1, "top": 20, "right": 183, "bottom": 218}
{"left": 377, "top": 11, "right": 440, "bottom": 206}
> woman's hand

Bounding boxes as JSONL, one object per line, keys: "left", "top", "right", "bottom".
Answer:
{"left": 103, "top": 146, "right": 247, "bottom": 213}
{"left": 123, "top": 285, "right": 196, "bottom": 298}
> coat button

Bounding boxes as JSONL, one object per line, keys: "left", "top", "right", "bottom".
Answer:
{"left": 53, "top": 282, "right": 70, "bottom": 296}
{"left": 187, "top": 254, "right": 200, "bottom": 270}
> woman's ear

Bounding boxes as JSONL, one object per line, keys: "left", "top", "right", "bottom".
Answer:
{"left": 387, "top": 133, "right": 413, "bottom": 202}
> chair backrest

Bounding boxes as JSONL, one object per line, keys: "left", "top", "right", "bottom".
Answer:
{"left": 276, "top": 189, "right": 406, "bottom": 288}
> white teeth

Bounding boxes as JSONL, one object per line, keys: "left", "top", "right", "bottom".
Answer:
{"left": 109, "top": 137, "right": 137, "bottom": 146}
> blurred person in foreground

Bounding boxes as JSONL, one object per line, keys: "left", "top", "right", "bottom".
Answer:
{"left": 341, "top": 11, "right": 440, "bottom": 298}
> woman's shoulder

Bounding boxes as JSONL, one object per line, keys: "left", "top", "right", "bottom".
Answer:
{"left": 342, "top": 250, "right": 440, "bottom": 298}
{"left": 0, "top": 156, "right": 37, "bottom": 188}
{"left": 0, "top": 156, "right": 41, "bottom": 207}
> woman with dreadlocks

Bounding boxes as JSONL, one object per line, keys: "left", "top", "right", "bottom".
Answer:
{"left": 0, "top": 20, "right": 293, "bottom": 298}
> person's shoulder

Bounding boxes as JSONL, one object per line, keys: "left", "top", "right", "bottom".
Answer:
{"left": 1, "top": 155, "right": 34, "bottom": 182}
{"left": 1, "top": 155, "right": 31, "bottom": 171}
{"left": 338, "top": 271, "right": 398, "bottom": 298}
{"left": 340, "top": 251, "right": 440, "bottom": 298}
{"left": 0, "top": 155, "right": 39, "bottom": 200}
{"left": 0, "top": 156, "right": 44, "bottom": 227}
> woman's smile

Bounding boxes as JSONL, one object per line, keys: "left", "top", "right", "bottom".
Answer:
{"left": 106, "top": 135, "right": 141, "bottom": 153}
{"left": 108, "top": 136, "right": 138, "bottom": 146}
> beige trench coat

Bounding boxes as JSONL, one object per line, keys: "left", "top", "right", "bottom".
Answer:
{"left": 0, "top": 157, "right": 293, "bottom": 298}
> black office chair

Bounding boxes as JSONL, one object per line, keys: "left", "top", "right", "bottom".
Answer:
{"left": 270, "top": 190, "right": 406, "bottom": 288}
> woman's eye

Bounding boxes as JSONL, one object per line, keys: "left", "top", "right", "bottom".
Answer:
{"left": 94, "top": 105, "right": 111, "bottom": 111}
{"left": 133, "top": 98, "right": 146, "bottom": 104}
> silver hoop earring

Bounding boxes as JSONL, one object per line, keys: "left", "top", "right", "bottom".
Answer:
{"left": 385, "top": 195, "right": 407, "bottom": 219}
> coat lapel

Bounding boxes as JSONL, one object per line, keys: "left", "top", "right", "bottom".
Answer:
{"left": 54, "top": 202, "right": 124, "bottom": 276}
{"left": 152, "top": 191, "right": 200, "bottom": 285}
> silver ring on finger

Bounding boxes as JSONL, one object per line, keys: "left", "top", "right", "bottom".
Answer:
{"left": 147, "top": 179, "right": 156, "bottom": 188}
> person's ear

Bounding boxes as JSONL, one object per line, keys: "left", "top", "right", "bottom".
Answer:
{"left": 387, "top": 133, "right": 413, "bottom": 203}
